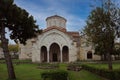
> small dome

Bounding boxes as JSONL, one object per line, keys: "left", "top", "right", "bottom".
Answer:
{"left": 46, "top": 15, "right": 67, "bottom": 22}
{"left": 46, "top": 15, "right": 67, "bottom": 29}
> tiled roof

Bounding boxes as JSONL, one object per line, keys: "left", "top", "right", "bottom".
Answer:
{"left": 67, "top": 32, "right": 80, "bottom": 37}
{"left": 43, "top": 26, "right": 66, "bottom": 33}
{"left": 42, "top": 26, "right": 80, "bottom": 38}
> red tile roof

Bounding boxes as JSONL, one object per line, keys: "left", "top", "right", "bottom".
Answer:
{"left": 43, "top": 26, "right": 66, "bottom": 32}
{"left": 42, "top": 26, "right": 80, "bottom": 38}
{"left": 67, "top": 32, "right": 80, "bottom": 37}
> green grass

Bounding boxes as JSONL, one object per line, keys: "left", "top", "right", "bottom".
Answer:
{"left": 68, "top": 70, "right": 105, "bottom": 80}
{"left": 0, "top": 64, "right": 41, "bottom": 80}
{"left": 83, "top": 63, "right": 120, "bottom": 70}
{"left": 0, "top": 63, "right": 107, "bottom": 80}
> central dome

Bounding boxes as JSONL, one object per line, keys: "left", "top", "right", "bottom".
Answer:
{"left": 46, "top": 15, "right": 67, "bottom": 29}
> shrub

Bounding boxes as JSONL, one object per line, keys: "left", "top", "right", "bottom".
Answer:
{"left": 38, "top": 63, "right": 59, "bottom": 69}
{"left": 81, "top": 64, "right": 120, "bottom": 80}
{"left": 41, "top": 70, "right": 68, "bottom": 80}
{"left": 67, "top": 63, "right": 82, "bottom": 71}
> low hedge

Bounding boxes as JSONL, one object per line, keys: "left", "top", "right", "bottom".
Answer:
{"left": 38, "top": 63, "right": 59, "bottom": 69}
{"left": 41, "top": 70, "right": 68, "bottom": 80}
{"left": 82, "top": 65, "right": 120, "bottom": 80}
{"left": 67, "top": 63, "right": 82, "bottom": 71}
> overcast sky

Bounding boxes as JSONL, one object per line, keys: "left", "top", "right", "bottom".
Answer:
{"left": 14, "top": 0, "right": 101, "bottom": 31}
{"left": 8, "top": 0, "right": 119, "bottom": 44}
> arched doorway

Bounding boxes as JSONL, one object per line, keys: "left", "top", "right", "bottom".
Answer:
{"left": 62, "top": 46, "right": 69, "bottom": 62}
{"left": 49, "top": 43, "right": 60, "bottom": 62}
{"left": 87, "top": 51, "right": 92, "bottom": 59}
{"left": 41, "top": 46, "right": 47, "bottom": 62}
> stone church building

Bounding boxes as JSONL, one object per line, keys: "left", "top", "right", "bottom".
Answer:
{"left": 19, "top": 15, "right": 100, "bottom": 63}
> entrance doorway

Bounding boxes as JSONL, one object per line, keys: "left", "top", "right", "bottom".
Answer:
{"left": 49, "top": 43, "right": 60, "bottom": 62}
{"left": 53, "top": 53, "right": 58, "bottom": 62}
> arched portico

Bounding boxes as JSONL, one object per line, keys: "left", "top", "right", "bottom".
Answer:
{"left": 40, "top": 43, "right": 70, "bottom": 62}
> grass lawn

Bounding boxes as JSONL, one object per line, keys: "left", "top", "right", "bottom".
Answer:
{"left": 0, "top": 63, "right": 106, "bottom": 80}
{"left": 83, "top": 63, "right": 120, "bottom": 70}
{"left": 68, "top": 70, "right": 105, "bottom": 80}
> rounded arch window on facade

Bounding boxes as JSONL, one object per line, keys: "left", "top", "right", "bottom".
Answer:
{"left": 87, "top": 51, "right": 93, "bottom": 59}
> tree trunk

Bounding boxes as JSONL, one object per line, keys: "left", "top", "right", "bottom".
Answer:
{"left": 1, "top": 22, "right": 16, "bottom": 79}
{"left": 107, "top": 52, "right": 113, "bottom": 70}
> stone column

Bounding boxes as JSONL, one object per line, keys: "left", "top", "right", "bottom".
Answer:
{"left": 47, "top": 49, "right": 49, "bottom": 63}
{"left": 60, "top": 48, "right": 63, "bottom": 62}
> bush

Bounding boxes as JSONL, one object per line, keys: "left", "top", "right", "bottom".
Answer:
{"left": 81, "top": 64, "right": 120, "bottom": 80}
{"left": 67, "top": 63, "right": 82, "bottom": 71}
{"left": 38, "top": 63, "right": 59, "bottom": 69}
{"left": 41, "top": 70, "right": 68, "bottom": 80}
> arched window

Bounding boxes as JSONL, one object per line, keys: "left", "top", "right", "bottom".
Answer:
{"left": 87, "top": 51, "right": 92, "bottom": 59}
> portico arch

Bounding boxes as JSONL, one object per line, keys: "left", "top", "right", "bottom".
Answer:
{"left": 41, "top": 46, "right": 47, "bottom": 62}
{"left": 62, "top": 46, "right": 69, "bottom": 62}
{"left": 49, "top": 43, "right": 60, "bottom": 62}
